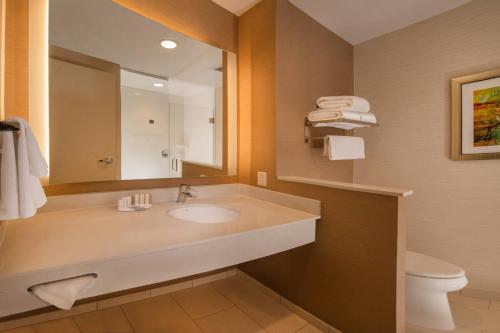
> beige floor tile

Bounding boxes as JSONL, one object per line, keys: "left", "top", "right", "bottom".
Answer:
{"left": 297, "top": 324, "right": 323, "bottom": 333}
{"left": 212, "top": 277, "right": 307, "bottom": 333}
{"left": 33, "top": 318, "right": 81, "bottom": 333}
{"left": 450, "top": 301, "right": 500, "bottom": 332}
{"left": 195, "top": 307, "right": 265, "bottom": 333}
{"left": 280, "top": 298, "right": 329, "bottom": 332}
{"left": 121, "top": 294, "right": 201, "bottom": 333}
{"left": 448, "top": 294, "right": 490, "bottom": 310}
{"left": 405, "top": 323, "right": 480, "bottom": 333}
{"left": 490, "top": 301, "right": 500, "bottom": 311}
{"left": 151, "top": 280, "right": 192, "bottom": 297}
{"left": 73, "top": 307, "right": 133, "bottom": 333}
{"left": 193, "top": 272, "right": 228, "bottom": 286}
{"left": 171, "top": 284, "right": 233, "bottom": 319}
{"left": 97, "top": 290, "right": 150, "bottom": 310}
{"left": 0, "top": 303, "right": 96, "bottom": 331}
{"left": 0, "top": 327, "right": 36, "bottom": 333}
{"left": 237, "top": 270, "right": 281, "bottom": 302}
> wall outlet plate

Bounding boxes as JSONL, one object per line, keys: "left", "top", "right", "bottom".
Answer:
{"left": 257, "top": 171, "right": 267, "bottom": 187}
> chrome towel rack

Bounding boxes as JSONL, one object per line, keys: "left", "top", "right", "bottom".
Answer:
{"left": 304, "top": 117, "right": 379, "bottom": 144}
{"left": 0, "top": 121, "right": 19, "bottom": 132}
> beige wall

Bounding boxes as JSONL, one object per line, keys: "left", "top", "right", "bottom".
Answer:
{"left": 275, "top": 0, "right": 354, "bottom": 182}
{"left": 354, "top": 0, "right": 500, "bottom": 292}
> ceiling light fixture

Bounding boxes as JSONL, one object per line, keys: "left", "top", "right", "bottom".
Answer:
{"left": 160, "top": 39, "right": 177, "bottom": 49}
{"left": 153, "top": 83, "right": 164, "bottom": 87}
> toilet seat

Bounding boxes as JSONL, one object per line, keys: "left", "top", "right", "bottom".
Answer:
{"left": 406, "top": 251, "right": 465, "bottom": 279}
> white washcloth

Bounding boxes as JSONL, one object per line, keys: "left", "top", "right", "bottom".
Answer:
{"left": 0, "top": 117, "right": 48, "bottom": 220}
{"left": 30, "top": 275, "right": 97, "bottom": 310}
{"left": 316, "top": 96, "right": 370, "bottom": 112}
{"left": 323, "top": 135, "right": 365, "bottom": 160}
{"left": 308, "top": 110, "right": 377, "bottom": 124}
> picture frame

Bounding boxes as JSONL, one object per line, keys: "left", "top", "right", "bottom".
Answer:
{"left": 452, "top": 68, "right": 500, "bottom": 160}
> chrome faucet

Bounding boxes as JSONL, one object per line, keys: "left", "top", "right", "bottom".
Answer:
{"left": 176, "top": 184, "right": 193, "bottom": 204}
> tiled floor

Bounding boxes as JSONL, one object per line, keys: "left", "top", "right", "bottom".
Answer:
{"left": 0, "top": 276, "right": 326, "bottom": 333}
{"left": 4, "top": 275, "right": 498, "bottom": 333}
{"left": 406, "top": 294, "right": 500, "bottom": 333}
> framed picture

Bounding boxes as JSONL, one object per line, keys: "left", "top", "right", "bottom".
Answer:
{"left": 452, "top": 68, "right": 500, "bottom": 160}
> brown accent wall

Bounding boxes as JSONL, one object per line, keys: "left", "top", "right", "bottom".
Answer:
{"left": 275, "top": 0, "right": 354, "bottom": 181}
{"left": 237, "top": 1, "right": 405, "bottom": 332}
{"left": 112, "top": 0, "right": 238, "bottom": 53}
{"left": 4, "top": 0, "right": 29, "bottom": 120}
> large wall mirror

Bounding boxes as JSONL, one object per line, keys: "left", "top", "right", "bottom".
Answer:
{"left": 47, "top": 0, "right": 237, "bottom": 185}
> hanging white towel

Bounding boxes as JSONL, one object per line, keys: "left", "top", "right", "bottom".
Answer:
{"left": 316, "top": 96, "right": 370, "bottom": 112}
{"left": 0, "top": 131, "right": 19, "bottom": 219}
{"left": 30, "top": 274, "right": 97, "bottom": 310}
{"left": 0, "top": 117, "right": 48, "bottom": 220}
{"left": 323, "top": 135, "right": 365, "bottom": 160}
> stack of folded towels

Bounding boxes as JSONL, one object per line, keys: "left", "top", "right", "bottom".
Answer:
{"left": 308, "top": 96, "right": 376, "bottom": 130}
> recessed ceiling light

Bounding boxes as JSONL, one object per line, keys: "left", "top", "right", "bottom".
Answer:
{"left": 153, "top": 83, "right": 164, "bottom": 87}
{"left": 160, "top": 39, "right": 177, "bottom": 49}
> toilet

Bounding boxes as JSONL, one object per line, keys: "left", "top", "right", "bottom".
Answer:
{"left": 406, "top": 251, "right": 467, "bottom": 330}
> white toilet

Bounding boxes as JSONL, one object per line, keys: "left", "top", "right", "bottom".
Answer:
{"left": 406, "top": 251, "right": 467, "bottom": 330}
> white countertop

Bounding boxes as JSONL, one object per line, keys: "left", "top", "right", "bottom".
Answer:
{"left": 0, "top": 195, "right": 319, "bottom": 278}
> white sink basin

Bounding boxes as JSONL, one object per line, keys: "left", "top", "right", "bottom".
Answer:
{"left": 168, "top": 204, "right": 240, "bottom": 223}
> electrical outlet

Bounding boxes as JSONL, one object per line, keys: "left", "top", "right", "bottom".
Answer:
{"left": 257, "top": 171, "right": 267, "bottom": 187}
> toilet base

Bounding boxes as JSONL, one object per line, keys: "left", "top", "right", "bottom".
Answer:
{"left": 406, "top": 287, "right": 455, "bottom": 330}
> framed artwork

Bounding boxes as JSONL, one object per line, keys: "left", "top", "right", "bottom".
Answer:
{"left": 452, "top": 68, "right": 500, "bottom": 160}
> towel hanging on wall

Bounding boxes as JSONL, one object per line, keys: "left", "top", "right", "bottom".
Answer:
{"left": 323, "top": 135, "right": 365, "bottom": 160}
{"left": 0, "top": 117, "right": 48, "bottom": 220}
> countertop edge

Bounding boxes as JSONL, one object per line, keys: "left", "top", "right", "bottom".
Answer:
{"left": 278, "top": 176, "right": 414, "bottom": 198}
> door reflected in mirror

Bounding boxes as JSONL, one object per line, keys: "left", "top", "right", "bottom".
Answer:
{"left": 48, "top": 0, "right": 234, "bottom": 185}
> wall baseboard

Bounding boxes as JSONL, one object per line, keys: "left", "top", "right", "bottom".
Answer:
{"left": 461, "top": 288, "right": 500, "bottom": 302}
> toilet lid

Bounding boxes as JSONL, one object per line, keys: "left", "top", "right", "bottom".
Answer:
{"left": 406, "top": 251, "right": 465, "bottom": 279}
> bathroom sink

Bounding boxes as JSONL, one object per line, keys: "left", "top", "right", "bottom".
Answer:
{"left": 167, "top": 204, "right": 240, "bottom": 223}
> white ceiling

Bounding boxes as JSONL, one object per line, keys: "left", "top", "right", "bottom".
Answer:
{"left": 212, "top": 0, "right": 472, "bottom": 44}
{"left": 50, "top": 0, "right": 222, "bottom": 87}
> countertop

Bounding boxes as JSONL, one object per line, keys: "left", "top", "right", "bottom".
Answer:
{"left": 0, "top": 195, "right": 319, "bottom": 278}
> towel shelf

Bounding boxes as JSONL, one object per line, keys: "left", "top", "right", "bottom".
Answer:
{"left": 304, "top": 117, "right": 378, "bottom": 144}
{"left": 0, "top": 121, "right": 19, "bottom": 132}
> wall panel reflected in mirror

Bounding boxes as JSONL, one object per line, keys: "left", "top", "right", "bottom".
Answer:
{"left": 48, "top": 0, "right": 236, "bottom": 185}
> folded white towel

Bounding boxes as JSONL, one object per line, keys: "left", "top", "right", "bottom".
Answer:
{"left": 339, "top": 110, "right": 377, "bottom": 123}
{"left": 316, "top": 96, "right": 370, "bottom": 112}
{"left": 323, "top": 135, "right": 365, "bottom": 160}
{"left": 30, "top": 275, "right": 97, "bottom": 310}
{"left": 308, "top": 110, "right": 377, "bottom": 124}
{"left": 0, "top": 117, "right": 48, "bottom": 220}
{"left": 313, "top": 122, "right": 369, "bottom": 130}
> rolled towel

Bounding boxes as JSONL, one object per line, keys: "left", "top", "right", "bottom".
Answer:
{"left": 316, "top": 96, "right": 370, "bottom": 112}
{"left": 323, "top": 135, "right": 365, "bottom": 160}
{"left": 30, "top": 274, "right": 97, "bottom": 310}
{"left": 308, "top": 110, "right": 377, "bottom": 124}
